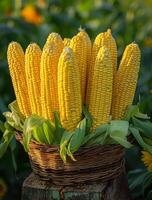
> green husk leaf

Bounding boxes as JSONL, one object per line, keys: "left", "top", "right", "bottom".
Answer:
{"left": 109, "top": 120, "right": 132, "bottom": 148}
{"left": 124, "top": 105, "right": 139, "bottom": 121}
{"left": 110, "top": 133, "right": 132, "bottom": 148}
{"left": 8, "top": 100, "right": 25, "bottom": 122}
{"left": 23, "top": 114, "right": 47, "bottom": 151}
{"left": 42, "top": 121, "right": 55, "bottom": 144}
{"left": 32, "top": 125, "right": 48, "bottom": 144}
{"left": 67, "top": 118, "right": 86, "bottom": 160}
{"left": 82, "top": 124, "right": 108, "bottom": 146}
{"left": 54, "top": 111, "right": 64, "bottom": 144}
{"left": 135, "top": 112, "right": 150, "bottom": 120}
{"left": 110, "top": 120, "right": 129, "bottom": 137}
{"left": 3, "top": 111, "right": 23, "bottom": 131}
{"left": 60, "top": 131, "right": 73, "bottom": 163}
{"left": 83, "top": 105, "right": 93, "bottom": 133}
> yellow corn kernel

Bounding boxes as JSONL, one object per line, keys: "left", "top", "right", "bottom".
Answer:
{"left": 41, "top": 42, "right": 63, "bottom": 119}
{"left": 43, "top": 32, "right": 63, "bottom": 50}
{"left": 111, "top": 43, "right": 141, "bottom": 120}
{"left": 7, "top": 42, "right": 31, "bottom": 117}
{"left": 58, "top": 47, "right": 82, "bottom": 131}
{"left": 25, "top": 43, "right": 42, "bottom": 116}
{"left": 63, "top": 38, "right": 71, "bottom": 46}
{"left": 89, "top": 46, "right": 113, "bottom": 129}
{"left": 70, "top": 30, "right": 89, "bottom": 102}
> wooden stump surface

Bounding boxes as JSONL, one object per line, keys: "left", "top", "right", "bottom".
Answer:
{"left": 22, "top": 173, "right": 132, "bottom": 200}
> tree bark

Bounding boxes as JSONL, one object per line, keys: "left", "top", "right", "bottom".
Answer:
{"left": 22, "top": 173, "right": 131, "bottom": 200}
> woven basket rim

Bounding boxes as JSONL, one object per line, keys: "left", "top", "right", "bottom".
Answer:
{"left": 15, "top": 132, "right": 122, "bottom": 152}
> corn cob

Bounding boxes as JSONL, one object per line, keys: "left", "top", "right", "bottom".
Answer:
{"left": 89, "top": 46, "right": 113, "bottom": 129}
{"left": 41, "top": 42, "right": 63, "bottom": 119}
{"left": 25, "top": 43, "right": 42, "bottom": 116}
{"left": 86, "top": 29, "right": 117, "bottom": 104}
{"left": 63, "top": 38, "right": 71, "bottom": 46}
{"left": 58, "top": 47, "right": 82, "bottom": 131}
{"left": 111, "top": 43, "right": 141, "bottom": 120}
{"left": 43, "top": 32, "right": 63, "bottom": 50}
{"left": 7, "top": 42, "right": 31, "bottom": 117}
{"left": 70, "top": 30, "right": 89, "bottom": 101}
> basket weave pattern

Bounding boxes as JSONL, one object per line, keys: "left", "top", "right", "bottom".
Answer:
{"left": 16, "top": 133, "right": 124, "bottom": 186}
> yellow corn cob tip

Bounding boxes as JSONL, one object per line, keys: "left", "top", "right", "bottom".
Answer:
{"left": 111, "top": 42, "right": 141, "bottom": 120}
{"left": 25, "top": 43, "right": 42, "bottom": 116}
{"left": 86, "top": 31, "right": 106, "bottom": 105}
{"left": 44, "top": 32, "right": 63, "bottom": 49}
{"left": 40, "top": 42, "right": 61, "bottom": 119}
{"left": 70, "top": 31, "right": 89, "bottom": 102}
{"left": 7, "top": 41, "right": 31, "bottom": 117}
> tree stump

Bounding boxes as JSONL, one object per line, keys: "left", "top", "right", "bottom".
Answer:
{"left": 22, "top": 173, "right": 131, "bottom": 200}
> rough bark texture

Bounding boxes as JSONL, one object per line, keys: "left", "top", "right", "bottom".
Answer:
{"left": 22, "top": 173, "right": 131, "bottom": 200}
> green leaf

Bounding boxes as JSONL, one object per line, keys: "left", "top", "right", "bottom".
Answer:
{"left": 129, "top": 127, "right": 152, "bottom": 154}
{"left": 83, "top": 105, "right": 93, "bottom": 133}
{"left": 32, "top": 125, "right": 48, "bottom": 144}
{"left": 124, "top": 105, "right": 139, "bottom": 121}
{"left": 0, "top": 121, "right": 5, "bottom": 133}
{"left": 0, "top": 142, "right": 8, "bottom": 158}
{"left": 54, "top": 111, "right": 64, "bottom": 144}
{"left": 42, "top": 121, "right": 55, "bottom": 144}
{"left": 124, "top": 104, "right": 150, "bottom": 121}
{"left": 0, "top": 128, "right": 15, "bottom": 157}
{"left": 110, "top": 120, "right": 129, "bottom": 137}
{"left": 110, "top": 132, "right": 132, "bottom": 148}
{"left": 67, "top": 118, "right": 86, "bottom": 160}
{"left": 132, "top": 117, "right": 152, "bottom": 138}
{"left": 142, "top": 172, "right": 152, "bottom": 196}
{"left": 135, "top": 112, "right": 150, "bottom": 120}
{"left": 9, "top": 138, "right": 17, "bottom": 172}
{"left": 23, "top": 130, "right": 32, "bottom": 152}
{"left": 143, "top": 137, "right": 152, "bottom": 146}
{"left": 23, "top": 114, "right": 46, "bottom": 151}
{"left": 128, "top": 169, "right": 148, "bottom": 197}
{"left": 3, "top": 111, "right": 23, "bottom": 131}
{"left": 3, "top": 128, "right": 15, "bottom": 143}
{"left": 109, "top": 120, "right": 132, "bottom": 148}
{"left": 8, "top": 100, "right": 25, "bottom": 122}
{"left": 82, "top": 124, "right": 108, "bottom": 146}
{"left": 60, "top": 131, "right": 73, "bottom": 163}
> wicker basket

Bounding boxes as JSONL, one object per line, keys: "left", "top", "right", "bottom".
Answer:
{"left": 16, "top": 133, "right": 124, "bottom": 186}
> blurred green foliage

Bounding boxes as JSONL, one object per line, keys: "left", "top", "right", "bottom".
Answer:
{"left": 0, "top": 0, "right": 152, "bottom": 199}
